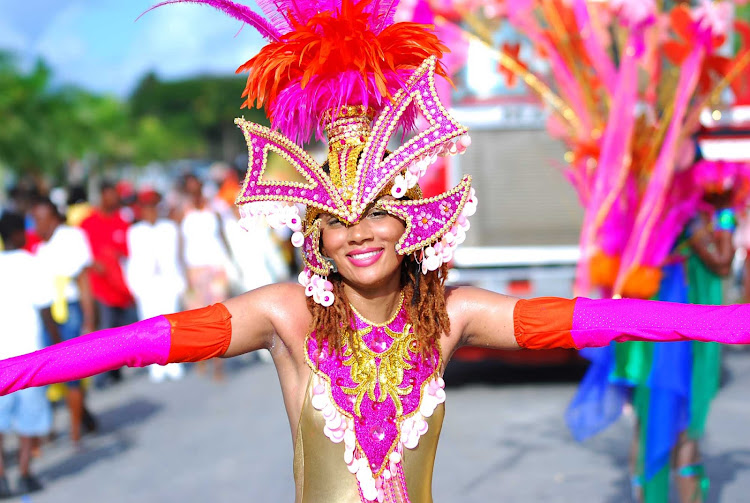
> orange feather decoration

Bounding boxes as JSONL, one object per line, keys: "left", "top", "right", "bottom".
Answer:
{"left": 235, "top": 0, "right": 448, "bottom": 142}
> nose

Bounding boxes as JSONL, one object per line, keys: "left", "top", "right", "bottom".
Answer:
{"left": 346, "top": 218, "right": 374, "bottom": 245}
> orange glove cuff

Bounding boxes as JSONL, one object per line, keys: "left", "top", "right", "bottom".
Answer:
{"left": 164, "top": 303, "right": 232, "bottom": 363}
{"left": 513, "top": 297, "right": 576, "bottom": 350}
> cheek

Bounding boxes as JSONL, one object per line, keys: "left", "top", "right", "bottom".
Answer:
{"left": 371, "top": 216, "right": 406, "bottom": 252}
{"left": 383, "top": 218, "right": 406, "bottom": 243}
{"left": 320, "top": 227, "right": 346, "bottom": 256}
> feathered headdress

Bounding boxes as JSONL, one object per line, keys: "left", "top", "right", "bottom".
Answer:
{"left": 149, "top": 0, "right": 476, "bottom": 307}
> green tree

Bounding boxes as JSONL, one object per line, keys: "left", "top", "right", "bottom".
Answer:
{"left": 0, "top": 54, "right": 58, "bottom": 175}
{"left": 130, "top": 72, "right": 268, "bottom": 162}
{"left": 0, "top": 53, "right": 135, "bottom": 178}
{"left": 0, "top": 52, "right": 271, "bottom": 180}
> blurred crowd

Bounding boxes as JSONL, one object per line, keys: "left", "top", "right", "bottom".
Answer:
{"left": 0, "top": 166, "right": 293, "bottom": 497}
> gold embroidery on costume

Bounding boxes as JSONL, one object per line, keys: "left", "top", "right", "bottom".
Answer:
{"left": 340, "top": 324, "right": 417, "bottom": 416}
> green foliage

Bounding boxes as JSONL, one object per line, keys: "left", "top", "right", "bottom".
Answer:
{"left": 0, "top": 52, "right": 133, "bottom": 177}
{"left": 735, "top": 5, "right": 750, "bottom": 59}
{"left": 131, "top": 115, "right": 205, "bottom": 165}
{"left": 129, "top": 72, "right": 268, "bottom": 160}
{"left": 0, "top": 51, "right": 268, "bottom": 180}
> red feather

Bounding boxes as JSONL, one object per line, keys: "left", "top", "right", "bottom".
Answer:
{"left": 236, "top": 0, "right": 447, "bottom": 119}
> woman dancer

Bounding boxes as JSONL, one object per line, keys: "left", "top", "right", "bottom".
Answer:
{"left": 3, "top": 2, "right": 750, "bottom": 501}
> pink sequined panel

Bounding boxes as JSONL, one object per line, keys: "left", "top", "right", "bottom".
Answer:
{"left": 307, "top": 307, "right": 440, "bottom": 477}
{"left": 236, "top": 121, "right": 343, "bottom": 214}
{"left": 302, "top": 224, "right": 328, "bottom": 273}
{"left": 0, "top": 316, "right": 171, "bottom": 395}
{"left": 571, "top": 297, "right": 750, "bottom": 348}
{"left": 356, "top": 57, "right": 467, "bottom": 210}
{"left": 379, "top": 177, "right": 471, "bottom": 253}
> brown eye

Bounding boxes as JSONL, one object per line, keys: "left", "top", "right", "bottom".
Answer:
{"left": 325, "top": 216, "right": 343, "bottom": 227}
{"left": 367, "top": 209, "right": 388, "bottom": 219}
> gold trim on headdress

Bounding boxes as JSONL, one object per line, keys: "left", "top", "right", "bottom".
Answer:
{"left": 324, "top": 105, "right": 376, "bottom": 202}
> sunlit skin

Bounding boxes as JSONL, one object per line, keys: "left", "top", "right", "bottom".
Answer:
{"left": 221, "top": 203, "right": 520, "bottom": 439}
{"left": 319, "top": 206, "right": 406, "bottom": 318}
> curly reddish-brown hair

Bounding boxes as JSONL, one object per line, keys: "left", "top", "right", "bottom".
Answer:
{"left": 307, "top": 257, "right": 450, "bottom": 358}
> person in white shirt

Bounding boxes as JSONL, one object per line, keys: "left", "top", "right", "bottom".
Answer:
{"left": 223, "top": 206, "right": 291, "bottom": 363}
{"left": 126, "top": 190, "right": 186, "bottom": 382}
{"left": 0, "top": 211, "right": 58, "bottom": 497}
{"left": 30, "top": 198, "right": 96, "bottom": 447}
{"left": 178, "top": 174, "right": 234, "bottom": 380}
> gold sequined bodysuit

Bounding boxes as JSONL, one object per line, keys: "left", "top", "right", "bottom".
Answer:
{"left": 293, "top": 374, "right": 445, "bottom": 502}
{"left": 296, "top": 296, "right": 447, "bottom": 502}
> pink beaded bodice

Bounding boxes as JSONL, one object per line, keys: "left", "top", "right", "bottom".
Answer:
{"left": 304, "top": 296, "right": 446, "bottom": 502}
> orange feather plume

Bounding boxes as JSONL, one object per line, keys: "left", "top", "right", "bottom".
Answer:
{"left": 234, "top": 0, "right": 448, "bottom": 142}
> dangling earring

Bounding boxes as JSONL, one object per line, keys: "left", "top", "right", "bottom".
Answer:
{"left": 412, "top": 253, "right": 422, "bottom": 306}
{"left": 324, "top": 257, "right": 338, "bottom": 274}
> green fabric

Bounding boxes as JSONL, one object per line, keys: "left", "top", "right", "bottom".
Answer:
{"left": 686, "top": 254, "right": 722, "bottom": 438}
{"left": 686, "top": 254, "right": 722, "bottom": 305}
{"left": 613, "top": 340, "right": 653, "bottom": 385}
{"left": 634, "top": 386, "right": 670, "bottom": 503}
{"left": 612, "top": 248, "right": 723, "bottom": 501}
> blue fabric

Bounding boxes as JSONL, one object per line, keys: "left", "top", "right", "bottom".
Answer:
{"left": 643, "top": 345, "right": 691, "bottom": 478}
{"left": 565, "top": 343, "right": 628, "bottom": 442}
{"left": 0, "top": 387, "right": 52, "bottom": 436}
{"left": 643, "top": 263, "right": 692, "bottom": 479}
{"left": 43, "top": 301, "right": 83, "bottom": 345}
{"left": 566, "top": 261, "right": 692, "bottom": 481}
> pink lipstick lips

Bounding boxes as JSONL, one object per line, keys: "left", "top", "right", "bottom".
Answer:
{"left": 346, "top": 247, "right": 384, "bottom": 267}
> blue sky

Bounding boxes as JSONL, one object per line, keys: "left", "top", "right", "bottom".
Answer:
{"left": 0, "top": 1, "right": 266, "bottom": 96}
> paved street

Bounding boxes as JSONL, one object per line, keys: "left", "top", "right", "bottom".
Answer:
{"left": 3, "top": 350, "right": 750, "bottom": 503}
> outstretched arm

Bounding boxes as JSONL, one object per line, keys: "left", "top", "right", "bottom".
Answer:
{"left": 0, "top": 283, "right": 291, "bottom": 396}
{"left": 447, "top": 286, "right": 520, "bottom": 352}
{"left": 0, "top": 306, "right": 229, "bottom": 396}
{"left": 450, "top": 286, "right": 750, "bottom": 352}
{"left": 526, "top": 296, "right": 750, "bottom": 348}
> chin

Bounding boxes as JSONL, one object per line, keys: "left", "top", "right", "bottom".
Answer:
{"left": 342, "top": 262, "right": 402, "bottom": 290}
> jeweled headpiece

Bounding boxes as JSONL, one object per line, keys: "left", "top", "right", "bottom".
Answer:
{"left": 152, "top": 0, "right": 477, "bottom": 306}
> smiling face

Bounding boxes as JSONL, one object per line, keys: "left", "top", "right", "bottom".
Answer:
{"left": 319, "top": 205, "right": 406, "bottom": 292}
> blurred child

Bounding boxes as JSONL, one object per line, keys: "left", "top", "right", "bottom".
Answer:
{"left": 0, "top": 212, "right": 57, "bottom": 497}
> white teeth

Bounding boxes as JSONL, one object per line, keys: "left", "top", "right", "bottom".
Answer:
{"left": 351, "top": 250, "right": 379, "bottom": 259}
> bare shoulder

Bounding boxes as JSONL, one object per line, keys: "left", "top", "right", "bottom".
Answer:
{"left": 261, "top": 282, "right": 311, "bottom": 325}
{"left": 259, "top": 283, "right": 312, "bottom": 349}
{"left": 258, "top": 282, "right": 307, "bottom": 308}
{"left": 444, "top": 285, "right": 518, "bottom": 344}
{"left": 445, "top": 285, "right": 518, "bottom": 315}
{"left": 222, "top": 282, "right": 312, "bottom": 357}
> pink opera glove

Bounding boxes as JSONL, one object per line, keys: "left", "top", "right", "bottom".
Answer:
{"left": 572, "top": 297, "right": 750, "bottom": 348}
{"left": 0, "top": 316, "right": 171, "bottom": 396}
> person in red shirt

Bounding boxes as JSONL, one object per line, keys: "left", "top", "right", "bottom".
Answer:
{"left": 80, "top": 181, "right": 137, "bottom": 385}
